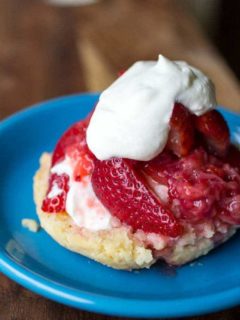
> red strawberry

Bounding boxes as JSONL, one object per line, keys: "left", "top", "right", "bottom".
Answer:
{"left": 167, "top": 103, "right": 195, "bottom": 157}
{"left": 194, "top": 110, "right": 230, "bottom": 157}
{"left": 52, "top": 117, "right": 90, "bottom": 166}
{"left": 66, "top": 143, "right": 95, "bottom": 180}
{"left": 42, "top": 115, "right": 95, "bottom": 213}
{"left": 42, "top": 173, "right": 69, "bottom": 213}
{"left": 92, "top": 158, "right": 183, "bottom": 237}
{"left": 52, "top": 115, "right": 95, "bottom": 179}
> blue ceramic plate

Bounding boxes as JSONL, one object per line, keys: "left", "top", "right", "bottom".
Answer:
{"left": 0, "top": 93, "right": 240, "bottom": 318}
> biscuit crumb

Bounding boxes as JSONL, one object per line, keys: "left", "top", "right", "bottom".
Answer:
{"left": 22, "top": 219, "right": 40, "bottom": 232}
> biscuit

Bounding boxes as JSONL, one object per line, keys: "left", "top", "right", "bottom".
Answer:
{"left": 34, "top": 153, "right": 236, "bottom": 269}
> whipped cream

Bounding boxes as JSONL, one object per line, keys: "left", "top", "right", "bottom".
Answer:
{"left": 51, "top": 157, "right": 112, "bottom": 231}
{"left": 87, "top": 55, "right": 216, "bottom": 161}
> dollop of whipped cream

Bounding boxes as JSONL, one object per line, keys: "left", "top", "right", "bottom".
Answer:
{"left": 51, "top": 157, "right": 113, "bottom": 231}
{"left": 87, "top": 55, "right": 216, "bottom": 161}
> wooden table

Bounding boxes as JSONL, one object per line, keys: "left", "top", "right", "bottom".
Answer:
{"left": 1, "top": 1, "right": 240, "bottom": 319}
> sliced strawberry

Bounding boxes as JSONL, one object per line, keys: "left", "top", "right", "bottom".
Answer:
{"left": 42, "top": 173, "right": 69, "bottom": 213}
{"left": 92, "top": 158, "right": 183, "bottom": 237}
{"left": 167, "top": 103, "right": 195, "bottom": 157}
{"left": 52, "top": 114, "right": 92, "bottom": 166}
{"left": 52, "top": 115, "right": 95, "bottom": 179}
{"left": 194, "top": 110, "right": 230, "bottom": 157}
{"left": 66, "top": 143, "right": 95, "bottom": 180}
{"left": 42, "top": 115, "right": 95, "bottom": 213}
{"left": 74, "top": 154, "right": 94, "bottom": 180}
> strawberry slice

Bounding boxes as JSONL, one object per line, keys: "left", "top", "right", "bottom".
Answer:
{"left": 42, "top": 173, "right": 69, "bottom": 213}
{"left": 52, "top": 115, "right": 95, "bottom": 179}
{"left": 92, "top": 158, "right": 183, "bottom": 237}
{"left": 66, "top": 143, "right": 95, "bottom": 181}
{"left": 194, "top": 110, "right": 230, "bottom": 157}
{"left": 52, "top": 116, "right": 91, "bottom": 166}
{"left": 167, "top": 103, "right": 195, "bottom": 157}
{"left": 42, "top": 116, "right": 94, "bottom": 213}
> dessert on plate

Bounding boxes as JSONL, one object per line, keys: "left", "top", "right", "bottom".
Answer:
{"left": 34, "top": 55, "right": 240, "bottom": 270}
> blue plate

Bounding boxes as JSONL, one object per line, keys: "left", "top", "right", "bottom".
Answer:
{"left": 0, "top": 93, "right": 240, "bottom": 318}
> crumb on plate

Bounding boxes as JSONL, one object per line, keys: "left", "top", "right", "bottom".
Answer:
{"left": 21, "top": 218, "right": 40, "bottom": 232}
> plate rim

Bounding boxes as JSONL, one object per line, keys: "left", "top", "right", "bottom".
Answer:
{"left": 0, "top": 93, "right": 240, "bottom": 318}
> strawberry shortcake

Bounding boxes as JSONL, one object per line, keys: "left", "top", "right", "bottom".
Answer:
{"left": 34, "top": 55, "right": 240, "bottom": 269}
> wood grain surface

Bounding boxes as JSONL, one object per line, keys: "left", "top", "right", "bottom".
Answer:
{"left": 0, "top": 1, "right": 240, "bottom": 319}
